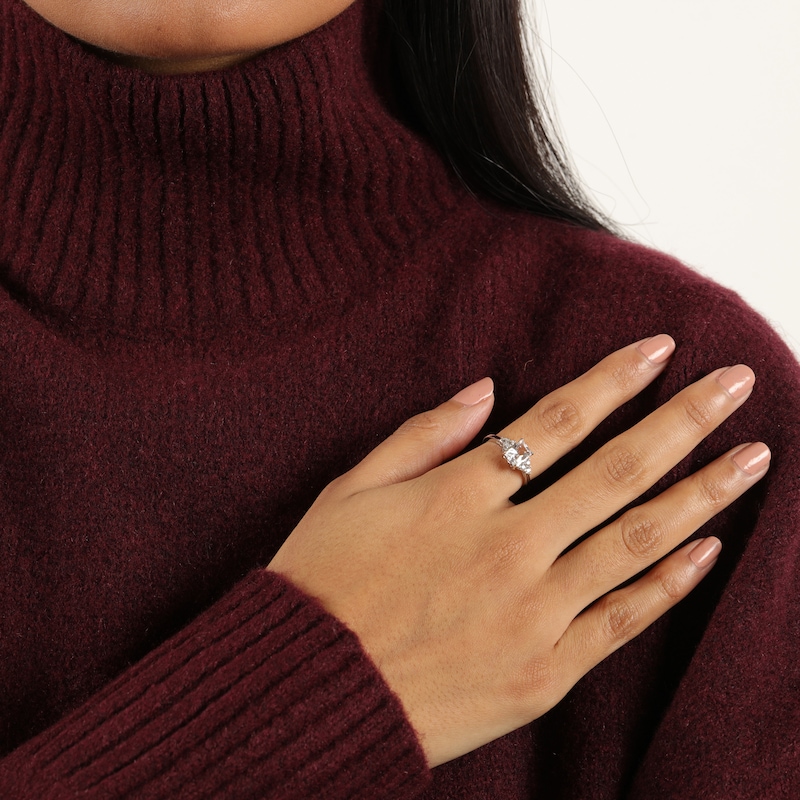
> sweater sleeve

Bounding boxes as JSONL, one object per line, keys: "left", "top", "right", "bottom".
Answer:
{"left": 0, "top": 570, "right": 431, "bottom": 799}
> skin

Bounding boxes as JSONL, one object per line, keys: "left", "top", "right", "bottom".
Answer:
{"left": 22, "top": 0, "right": 357, "bottom": 73}
{"left": 22, "top": 1, "right": 771, "bottom": 768}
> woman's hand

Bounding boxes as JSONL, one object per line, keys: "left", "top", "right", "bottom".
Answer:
{"left": 267, "top": 336, "right": 769, "bottom": 768}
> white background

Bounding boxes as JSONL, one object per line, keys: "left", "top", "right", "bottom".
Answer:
{"left": 525, "top": 0, "right": 800, "bottom": 354}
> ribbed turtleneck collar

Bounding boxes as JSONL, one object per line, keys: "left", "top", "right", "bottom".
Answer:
{"left": 0, "top": 0, "right": 462, "bottom": 343}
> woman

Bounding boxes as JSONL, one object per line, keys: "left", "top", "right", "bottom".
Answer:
{"left": 0, "top": 0, "right": 796, "bottom": 797}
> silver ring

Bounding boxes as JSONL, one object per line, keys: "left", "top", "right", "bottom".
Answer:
{"left": 484, "top": 435, "right": 532, "bottom": 483}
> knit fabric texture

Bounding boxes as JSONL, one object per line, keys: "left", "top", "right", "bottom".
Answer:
{"left": 1, "top": 0, "right": 799, "bottom": 797}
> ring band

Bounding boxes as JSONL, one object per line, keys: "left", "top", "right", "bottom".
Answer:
{"left": 484, "top": 435, "right": 532, "bottom": 483}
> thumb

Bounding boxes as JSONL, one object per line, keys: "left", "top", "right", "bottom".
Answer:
{"left": 347, "top": 378, "right": 495, "bottom": 491}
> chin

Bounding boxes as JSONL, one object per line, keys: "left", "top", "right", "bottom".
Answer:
{"left": 23, "top": 0, "right": 357, "bottom": 61}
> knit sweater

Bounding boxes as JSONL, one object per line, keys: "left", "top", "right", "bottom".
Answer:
{"left": 1, "top": 0, "right": 798, "bottom": 797}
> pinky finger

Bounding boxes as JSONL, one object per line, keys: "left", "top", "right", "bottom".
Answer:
{"left": 556, "top": 537, "right": 721, "bottom": 679}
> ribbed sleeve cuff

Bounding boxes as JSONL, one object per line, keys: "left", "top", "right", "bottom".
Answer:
{"left": 0, "top": 570, "right": 431, "bottom": 799}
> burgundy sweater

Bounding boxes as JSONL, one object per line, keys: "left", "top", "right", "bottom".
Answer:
{"left": 1, "top": 0, "right": 798, "bottom": 797}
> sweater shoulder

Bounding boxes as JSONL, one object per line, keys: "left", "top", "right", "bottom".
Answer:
{"left": 449, "top": 206, "right": 800, "bottom": 476}
{"left": 471, "top": 208, "right": 798, "bottom": 381}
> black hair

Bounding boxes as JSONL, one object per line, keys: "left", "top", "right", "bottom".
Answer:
{"left": 382, "top": 0, "right": 612, "bottom": 232}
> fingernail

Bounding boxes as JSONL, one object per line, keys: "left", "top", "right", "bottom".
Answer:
{"left": 733, "top": 442, "right": 771, "bottom": 475}
{"left": 638, "top": 334, "right": 676, "bottom": 364}
{"left": 451, "top": 377, "right": 494, "bottom": 407}
{"left": 689, "top": 538, "right": 722, "bottom": 569}
{"left": 718, "top": 365, "right": 755, "bottom": 399}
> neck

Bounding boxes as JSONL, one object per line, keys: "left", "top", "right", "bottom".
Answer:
{"left": 89, "top": 49, "right": 263, "bottom": 75}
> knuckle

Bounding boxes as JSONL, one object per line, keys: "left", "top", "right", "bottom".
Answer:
{"left": 320, "top": 474, "right": 345, "bottom": 498}
{"left": 415, "top": 468, "right": 482, "bottom": 530}
{"left": 609, "top": 358, "right": 646, "bottom": 393}
{"left": 682, "top": 395, "right": 718, "bottom": 433}
{"left": 396, "top": 409, "right": 442, "bottom": 439}
{"left": 603, "top": 596, "right": 641, "bottom": 643}
{"left": 695, "top": 472, "right": 727, "bottom": 508}
{"left": 599, "top": 444, "right": 646, "bottom": 489}
{"left": 509, "top": 656, "right": 560, "bottom": 708}
{"left": 654, "top": 568, "right": 685, "bottom": 602}
{"left": 319, "top": 472, "right": 354, "bottom": 501}
{"left": 536, "top": 398, "right": 584, "bottom": 443}
{"left": 619, "top": 513, "right": 664, "bottom": 560}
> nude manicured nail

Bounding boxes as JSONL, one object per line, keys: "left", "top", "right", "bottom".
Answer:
{"left": 718, "top": 365, "right": 755, "bottom": 399}
{"left": 733, "top": 442, "right": 771, "bottom": 475}
{"left": 451, "top": 377, "right": 494, "bottom": 407}
{"left": 689, "top": 538, "right": 722, "bottom": 569}
{"left": 638, "top": 334, "right": 675, "bottom": 364}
